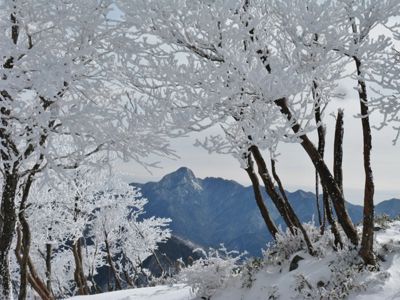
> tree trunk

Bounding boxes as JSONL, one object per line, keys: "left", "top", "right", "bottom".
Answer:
{"left": 152, "top": 250, "right": 165, "bottom": 277}
{"left": 244, "top": 154, "right": 279, "bottom": 239}
{"left": 45, "top": 243, "right": 53, "bottom": 295}
{"left": 17, "top": 173, "right": 46, "bottom": 299}
{"left": 250, "top": 146, "right": 296, "bottom": 232}
{"left": 316, "top": 126, "right": 329, "bottom": 235}
{"left": 104, "top": 233, "right": 122, "bottom": 290}
{"left": 72, "top": 239, "right": 89, "bottom": 295}
{"left": 323, "top": 193, "right": 343, "bottom": 249}
{"left": 270, "top": 158, "right": 315, "bottom": 255}
{"left": 18, "top": 176, "right": 34, "bottom": 300}
{"left": 14, "top": 228, "right": 53, "bottom": 300}
{"left": 325, "top": 109, "right": 347, "bottom": 249}
{"left": 249, "top": 146, "right": 315, "bottom": 255}
{"left": 354, "top": 58, "right": 375, "bottom": 265}
{"left": 334, "top": 109, "right": 344, "bottom": 195}
{"left": 0, "top": 172, "right": 19, "bottom": 299}
{"left": 28, "top": 256, "right": 53, "bottom": 300}
{"left": 313, "top": 94, "right": 343, "bottom": 248}
{"left": 313, "top": 81, "right": 324, "bottom": 229}
{"left": 274, "top": 98, "right": 359, "bottom": 246}
{"left": 315, "top": 172, "right": 323, "bottom": 228}
{"left": 123, "top": 270, "right": 134, "bottom": 287}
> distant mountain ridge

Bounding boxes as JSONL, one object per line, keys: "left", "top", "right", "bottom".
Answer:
{"left": 133, "top": 167, "right": 400, "bottom": 256}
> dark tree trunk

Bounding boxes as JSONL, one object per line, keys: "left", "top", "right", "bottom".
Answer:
{"left": 14, "top": 229, "right": 53, "bottom": 300}
{"left": 249, "top": 146, "right": 315, "bottom": 255}
{"left": 72, "top": 239, "right": 89, "bottom": 295}
{"left": 312, "top": 91, "right": 343, "bottom": 248}
{"left": 104, "top": 233, "right": 122, "bottom": 290}
{"left": 45, "top": 243, "right": 53, "bottom": 295}
{"left": 334, "top": 109, "right": 344, "bottom": 195}
{"left": 249, "top": 146, "right": 295, "bottom": 232}
{"left": 316, "top": 126, "right": 329, "bottom": 235}
{"left": 313, "top": 81, "right": 324, "bottom": 229}
{"left": 18, "top": 176, "right": 34, "bottom": 300}
{"left": 0, "top": 172, "right": 18, "bottom": 299}
{"left": 323, "top": 193, "right": 343, "bottom": 249}
{"left": 270, "top": 159, "right": 315, "bottom": 255}
{"left": 274, "top": 98, "right": 359, "bottom": 246}
{"left": 124, "top": 270, "right": 134, "bottom": 288}
{"left": 354, "top": 58, "right": 376, "bottom": 265}
{"left": 72, "top": 188, "right": 90, "bottom": 294}
{"left": 28, "top": 256, "right": 52, "bottom": 300}
{"left": 244, "top": 154, "right": 279, "bottom": 239}
{"left": 0, "top": 13, "right": 20, "bottom": 298}
{"left": 327, "top": 109, "right": 347, "bottom": 249}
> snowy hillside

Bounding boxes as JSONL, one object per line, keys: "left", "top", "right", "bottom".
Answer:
{"left": 68, "top": 221, "right": 400, "bottom": 300}
{"left": 212, "top": 221, "right": 400, "bottom": 300}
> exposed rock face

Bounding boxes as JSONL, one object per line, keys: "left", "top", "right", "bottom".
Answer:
{"left": 289, "top": 255, "right": 304, "bottom": 272}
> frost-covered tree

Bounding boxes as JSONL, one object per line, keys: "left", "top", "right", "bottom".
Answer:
{"left": 118, "top": 0, "right": 356, "bottom": 251}
{"left": 331, "top": 0, "right": 400, "bottom": 265}
{"left": 89, "top": 176, "right": 171, "bottom": 291}
{"left": 0, "top": 0, "right": 176, "bottom": 297}
{"left": 120, "top": 0, "right": 400, "bottom": 264}
{"left": 24, "top": 168, "right": 170, "bottom": 298}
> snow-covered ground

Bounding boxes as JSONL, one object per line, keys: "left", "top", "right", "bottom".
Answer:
{"left": 68, "top": 221, "right": 400, "bottom": 300}
{"left": 212, "top": 221, "right": 400, "bottom": 300}
{"left": 352, "top": 221, "right": 400, "bottom": 300}
{"left": 69, "top": 284, "right": 194, "bottom": 300}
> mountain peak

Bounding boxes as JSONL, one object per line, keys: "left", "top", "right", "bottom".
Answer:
{"left": 174, "top": 167, "right": 195, "bottom": 177}
{"left": 159, "top": 167, "right": 202, "bottom": 190}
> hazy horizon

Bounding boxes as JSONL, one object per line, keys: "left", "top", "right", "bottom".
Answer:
{"left": 117, "top": 159, "right": 399, "bottom": 206}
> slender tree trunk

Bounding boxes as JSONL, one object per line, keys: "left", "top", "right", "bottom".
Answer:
{"left": 274, "top": 98, "right": 359, "bottom": 246}
{"left": 45, "top": 243, "right": 53, "bottom": 295}
{"left": 18, "top": 176, "right": 34, "bottom": 300}
{"left": 27, "top": 256, "right": 53, "bottom": 300}
{"left": 18, "top": 224, "right": 30, "bottom": 300}
{"left": 72, "top": 239, "right": 89, "bottom": 295}
{"left": 313, "top": 81, "right": 324, "bottom": 229}
{"left": 315, "top": 172, "right": 322, "bottom": 228}
{"left": 104, "top": 233, "right": 122, "bottom": 290}
{"left": 87, "top": 241, "right": 100, "bottom": 294}
{"left": 249, "top": 146, "right": 296, "bottom": 232}
{"left": 14, "top": 228, "right": 53, "bottom": 300}
{"left": 72, "top": 187, "right": 90, "bottom": 294}
{"left": 334, "top": 109, "right": 345, "bottom": 195}
{"left": 329, "top": 109, "right": 347, "bottom": 249}
{"left": 316, "top": 124, "right": 328, "bottom": 235}
{"left": 270, "top": 159, "right": 315, "bottom": 255}
{"left": 124, "top": 270, "right": 134, "bottom": 287}
{"left": 312, "top": 92, "right": 343, "bottom": 248}
{"left": 323, "top": 193, "right": 343, "bottom": 249}
{"left": 244, "top": 154, "right": 279, "bottom": 239}
{"left": 0, "top": 172, "right": 19, "bottom": 299}
{"left": 354, "top": 58, "right": 375, "bottom": 265}
{"left": 249, "top": 146, "right": 315, "bottom": 255}
{"left": 152, "top": 250, "right": 165, "bottom": 277}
